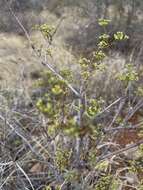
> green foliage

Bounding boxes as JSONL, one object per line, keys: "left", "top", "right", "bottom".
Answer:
{"left": 117, "top": 64, "right": 139, "bottom": 83}
{"left": 1, "top": 0, "right": 142, "bottom": 188}
{"left": 137, "top": 86, "right": 143, "bottom": 96}
{"left": 95, "top": 160, "right": 109, "bottom": 172}
{"left": 93, "top": 50, "right": 106, "bottom": 61}
{"left": 98, "top": 40, "right": 109, "bottom": 49}
{"left": 34, "top": 24, "right": 55, "bottom": 43}
{"left": 88, "top": 148, "right": 98, "bottom": 167}
{"left": 64, "top": 169, "right": 79, "bottom": 182}
{"left": 36, "top": 70, "right": 70, "bottom": 115}
{"left": 94, "top": 175, "right": 112, "bottom": 190}
{"left": 32, "top": 19, "right": 141, "bottom": 189}
{"left": 35, "top": 69, "right": 75, "bottom": 139}
{"left": 63, "top": 122, "right": 79, "bottom": 136}
{"left": 99, "top": 34, "right": 110, "bottom": 41}
{"left": 139, "top": 181, "right": 143, "bottom": 190}
{"left": 36, "top": 99, "right": 53, "bottom": 115}
{"left": 44, "top": 185, "right": 61, "bottom": 190}
{"left": 98, "top": 19, "right": 111, "bottom": 26}
{"left": 34, "top": 20, "right": 133, "bottom": 140}
{"left": 110, "top": 178, "right": 121, "bottom": 190}
{"left": 51, "top": 84, "right": 63, "bottom": 95}
{"left": 44, "top": 186, "right": 52, "bottom": 190}
{"left": 114, "top": 31, "right": 129, "bottom": 41}
{"left": 98, "top": 34, "right": 109, "bottom": 48}
{"left": 86, "top": 99, "right": 102, "bottom": 117}
{"left": 55, "top": 148, "right": 72, "bottom": 171}
{"left": 78, "top": 51, "right": 106, "bottom": 81}
{"left": 46, "top": 48, "right": 52, "bottom": 57}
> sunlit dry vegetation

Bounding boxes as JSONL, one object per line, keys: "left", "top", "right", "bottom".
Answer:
{"left": 0, "top": 1, "right": 143, "bottom": 190}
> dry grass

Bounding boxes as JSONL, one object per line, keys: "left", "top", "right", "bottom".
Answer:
{"left": 0, "top": 1, "right": 143, "bottom": 189}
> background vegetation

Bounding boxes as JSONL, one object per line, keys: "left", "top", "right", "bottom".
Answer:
{"left": 0, "top": 0, "right": 143, "bottom": 190}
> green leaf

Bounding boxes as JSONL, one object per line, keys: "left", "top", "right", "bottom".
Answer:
{"left": 110, "top": 179, "right": 121, "bottom": 190}
{"left": 98, "top": 19, "right": 111, "bottom": 26}
{"left": 99, "top": 34, "right": 110, "bottom": 41}
{"left": 95, "top": 160, "right": 109, "bottom": 171}
{"left": 114, "top": 31, "right": 129, "bottom": 41}
{"left": 45, "top": 186, "right": 52, "bottom": 190}
{"left": 52, "top": 85, "right": 63, "bottom": 95}
{"left": 93, "top": 50, "right": 106, "bottom": 61}
{"left": 98, "top": 40, "right": 109, "bottom": 48}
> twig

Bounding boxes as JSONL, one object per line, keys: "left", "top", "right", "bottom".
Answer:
{"left": 104, "top": 121, "right": 143, "bottom": 133}
{"left": 124, "top": 99, "right": 143, "bottom": 122}
{"left": 96, "top": 140, "right": 143, "bottom": 162}
{"left": 0, "top": 169, "right": 15, "bottom": 189}
{"left": 94, "top": 97, "right": 123, "bottom": 119}
{"left": 0, "top": 114, "right": 48, "bottom": 162}
{"left": 5, "top": 0, "right": 81, "bottom": 98}
{"left": 108, "top": 97, "right": 126, "bottom": 128}
{"left": 0, "top": 161, "right": 13, "bottom": 166}
{"left": 16, "top": 162, "right": 35, "bottom": 190}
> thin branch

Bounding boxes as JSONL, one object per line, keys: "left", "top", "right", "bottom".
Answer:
{"left": 97, "top": 140, "right": 143, "bottom": 162}
{"left": 0, "top": 169, "right": 15, "bottom": 189}
{"left": 108, "top": 97, "right": 126, "bottom": 128}
{"left": 124, "top": 99, "right": 143, "bottom": 122}
{"left": 0, "top": 161, "right": 13, "bottom": 166}
{"left": 95, "top": 97, "right": 123, "bottom": 117}
{"left": 16, "top": 162, "right": 35, "bottom": 190}
{"left": 104, "top": 121, "right": 143, "bottom": 133}
{"left": 0, "top": 114, "right": 45, "bottom": 161}
{"left": 5, "top": 0, "right": 81, "bottom": 98}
